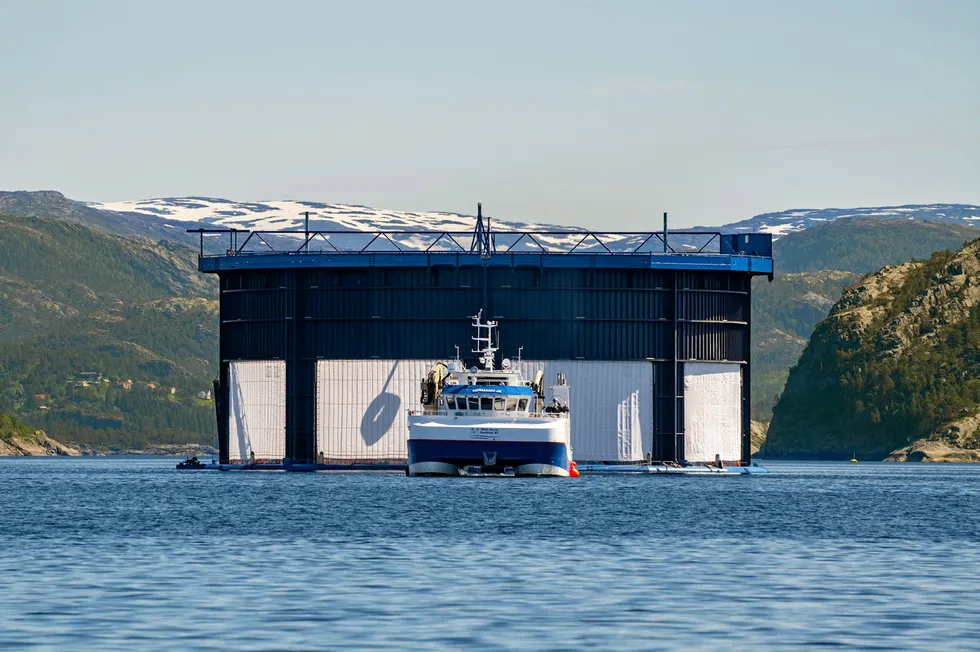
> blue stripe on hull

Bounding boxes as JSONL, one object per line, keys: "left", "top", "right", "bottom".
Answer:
{"left": 408, "top": 439, "right": 569, "bottom": 470}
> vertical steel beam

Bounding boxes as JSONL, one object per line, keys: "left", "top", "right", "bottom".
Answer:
{"left": 285, "top": 270, "right": 298, "bottom": 462}
{"left": 673, "top": 270, "right": 681, "bottom": 461}
{"left": 217, "top": 273, "right": 230, "bottom": 464}
{"left": 742, "top": 278, "right": 753, "bottom": 465}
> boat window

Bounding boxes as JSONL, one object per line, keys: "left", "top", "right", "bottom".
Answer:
{"left": 506, "top": 398, "right": 518, "bottom": 411}
{"left": 453, "top": 397, "right": 463, "bottom": 410}
{"left": 480, "top": 397, "right": 493, "bottom": 411}
{"left": 493, "top": 397, "right": 505, "bottom": 410}
{"left": 468, "top": 397, "right": 480, "bottom": 410}
{"left": 518, "top": 398, "right": 529, "bottom": 411}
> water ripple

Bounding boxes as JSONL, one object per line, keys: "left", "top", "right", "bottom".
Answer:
{"left": 1, "top": 458, "right": 979, "bottom": 649}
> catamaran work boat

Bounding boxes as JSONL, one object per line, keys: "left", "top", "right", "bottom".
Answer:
{"left": 407, "top": 312, "right": 574, "bottom": 477}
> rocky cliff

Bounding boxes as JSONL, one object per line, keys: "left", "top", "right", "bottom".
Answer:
{"left": 763, "top": 238, "right": 980, "bottom": 460}
{"left": 0, "top": 428, "right": 81, "bottom": 456}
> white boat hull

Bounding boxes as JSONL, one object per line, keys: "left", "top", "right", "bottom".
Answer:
{"left": 407, "top": 414, "right": 571, "bottom": 475}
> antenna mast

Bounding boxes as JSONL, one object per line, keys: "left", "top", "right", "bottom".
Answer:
{"left": 470, "top": 310, "right": 498, "bottom": 370}
{"left": 470, "top": 203, "right": 494, "bottom": 259}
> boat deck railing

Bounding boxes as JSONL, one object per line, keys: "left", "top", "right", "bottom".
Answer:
{"left": 411, "top": 409, "right": 568, "bottom": 419}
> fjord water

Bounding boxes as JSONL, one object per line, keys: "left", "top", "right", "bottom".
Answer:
{"left": 2, "top": 459, "right": 979, "bottom": 650}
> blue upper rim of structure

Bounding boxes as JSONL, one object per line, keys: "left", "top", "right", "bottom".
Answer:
{"left": 197, "top": 251, "right": 773, "bottom": 274}
{"left": 198, "top": 252, "right": 773, "bottom": 274}
{"left": 190, "top": 228, "right": 774, "bottom": 276}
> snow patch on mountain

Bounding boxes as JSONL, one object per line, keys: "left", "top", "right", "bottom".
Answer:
{"left": 719, "top": 204, "right": 980, "bottom": 238}
{"left": 90, "top": 198, "right": 980, "bottom": 247}
{"left": 91, "top": 197, "right": 558, "bottom": 234}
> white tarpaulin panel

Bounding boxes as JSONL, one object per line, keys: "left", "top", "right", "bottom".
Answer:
{"left": 683, "top": 362, "right": 742, "bottom": 462}
{"left": 315, "top": 360, "right": 435, "bottom": 461}
{"left": 314, "top": 359, "right": 652, "bottom": 462}
{"left": 519, "top": 360, "right": 652, "bottom": 462}
{"left": 228, "top": 360, "right": 286, "bottom": 462}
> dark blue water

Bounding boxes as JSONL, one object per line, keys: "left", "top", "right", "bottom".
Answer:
{"left": 1, "top": 458, "right": 979, "bottom": 650}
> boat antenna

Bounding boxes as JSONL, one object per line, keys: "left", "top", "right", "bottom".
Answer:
{"left": 517, "top": 346, "right": 523, "bottom": 365}
{"left": 470, "top": 309, "right": 498, "bottom": 370}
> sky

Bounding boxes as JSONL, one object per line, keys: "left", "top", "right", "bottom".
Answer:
{"left": 1, "top": 0, "right": 977, "bottom": 229}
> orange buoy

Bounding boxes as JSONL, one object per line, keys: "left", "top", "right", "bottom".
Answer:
{"left": 569, "top": 461, "right": 580, "bottom": 478}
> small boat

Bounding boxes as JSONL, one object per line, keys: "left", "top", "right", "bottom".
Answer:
{"left": 176, "top": 456, "right": 208, "bottom": 470}
{"left": 850, "top": 453, "right": 859, "bottom": 463}
{"left": 407, "top": 312, "right": 573, "bottom": 477}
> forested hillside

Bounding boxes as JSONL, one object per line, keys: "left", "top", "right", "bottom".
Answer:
{"left": 772, "top": 218, "right": 980, "bottom": 273}
{"left": 0, "top": 215, "right": 218, "bottom": 449}
{"left": 751, "top": 219, "right": 980, "bottom": 420}
{"left": 764, "top": 239, "right": 980, "bottom": 459}
{"left": 751, "top": 271, "right": 860, "bottom": 418}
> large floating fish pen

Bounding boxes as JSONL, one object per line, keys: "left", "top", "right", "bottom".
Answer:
{"left": 189, "top": 207, "right": 773, "bottom": 470}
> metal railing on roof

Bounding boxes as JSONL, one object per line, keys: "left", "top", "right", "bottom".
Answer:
{"left": 187, "top": 228, "right": 773, "bottom": 259}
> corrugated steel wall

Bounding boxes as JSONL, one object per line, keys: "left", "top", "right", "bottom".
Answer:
{"left": 216, "top": 266, "right": 754, "bottom": 464}
{"left": 683, "top": 362, "right": 742, "bottom": 462}
{"left": 227, "top": 360, "right": 286, "bottom": 462}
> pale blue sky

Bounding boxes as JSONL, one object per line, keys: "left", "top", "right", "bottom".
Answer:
{"left": 1, "top": 0, "right": 977, "bottom": 228}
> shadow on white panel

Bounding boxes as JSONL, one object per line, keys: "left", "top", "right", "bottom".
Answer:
{"left": 316, "top": 360, "right": 434, "bottom": 461}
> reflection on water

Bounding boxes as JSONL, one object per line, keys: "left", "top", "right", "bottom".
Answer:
{"left": 1, "top": 458, "right": 979, "bottom": 649}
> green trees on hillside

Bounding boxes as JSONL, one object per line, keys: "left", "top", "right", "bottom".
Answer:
{"left": 766, "top": 246, "right": 980, "bottom": 457}
{"left": 751, "top": 218, "right": 980, "bottom": 422}
{"left": 0, "top": 215, "right": 219, "bottom": 449}
{"left": 773, "top": 218, "right": 978, "bottom": 274}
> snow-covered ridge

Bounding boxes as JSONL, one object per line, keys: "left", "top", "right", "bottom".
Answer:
{"left": 90, "top": 198, "right": 980, "bottom": 249}
{"left": 720, "top": 204, "right": 980, "bottom": 237}
{"left": 91, "top": 197, "right": 559, "bottom": 234}
{"left": 90, "top": 197, "right": 688, "bottom": 254}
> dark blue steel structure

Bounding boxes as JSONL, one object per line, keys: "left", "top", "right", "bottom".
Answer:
{"left": 192, "top": 209, "right": 773, "bottom": 466}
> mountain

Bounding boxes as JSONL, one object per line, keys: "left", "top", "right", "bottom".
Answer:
{"left": 94, "top": 197, "right": 980, "bottom": 238}
{"left": 719, "top": 204, "right": 980, "bottom": 237}
{"left": 0, "top": 214, "right": 214, "bottom": 340}
{"left": 750, "top": 218, "right": 980, "bottom": 420}
{"left": 92, "top": 197, "right": 558, "bottom": 234}
{"left": 751, "top": 270, "right": 862, "bottom": 418}
{"left": 763, "top": 238, "right": 980, "bottom": 460}
{"left": 0, "top": 215, "right": 218, "bottom": 450}
{"left": 772, "top": 218, "right": 980, "bottom": 273}
{"left": 3, "top": 190, "right": 978, "bottom": 243}
{"left": 0, "top": 191, "right": 204, "bottom": 249}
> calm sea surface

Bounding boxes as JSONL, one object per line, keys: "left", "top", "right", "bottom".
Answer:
{"left": 1, "top": 458, "right": 979, "bottom": 650}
